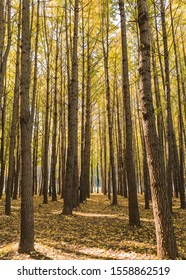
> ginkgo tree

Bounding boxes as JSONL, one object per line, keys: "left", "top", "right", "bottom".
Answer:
{"left": 0, "top": 0, "right": 185, "bottom": 259}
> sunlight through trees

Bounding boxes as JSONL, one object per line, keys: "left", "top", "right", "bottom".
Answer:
{"left": 0, "top": 0, "right": 185, "bottom": 260}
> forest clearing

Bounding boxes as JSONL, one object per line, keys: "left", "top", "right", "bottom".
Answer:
{"left": 0, "top": 194, "right": 186, "bottom": 260}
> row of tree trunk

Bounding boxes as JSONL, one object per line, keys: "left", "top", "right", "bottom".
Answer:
{"left": 0, "top": 0, "right": 185, "bottom": 259}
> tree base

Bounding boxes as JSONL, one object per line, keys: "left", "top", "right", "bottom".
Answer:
{"left": 18, "top": 245, "right": 35, "bottom": 254}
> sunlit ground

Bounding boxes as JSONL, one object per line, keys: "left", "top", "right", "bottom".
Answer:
{"left": 0, "top": 193, "right": 185, "bottom": 260}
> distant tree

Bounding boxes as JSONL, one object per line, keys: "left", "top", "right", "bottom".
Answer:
{"left": 160, "top": 0, "right": 174, "bottom": 212}
{"left": 79, "top": 2, "right": 86, "bottom": 203}
{"left": 0, "top": 0, "right": 11, "bottom": 198}
{"left": 50, "top": 20, "right": 60, "bottom": 202}
{"left": 42, "top": 2, "right": 52, "bottom": 204}
{"left": 80, "top": 14, "right": 91, "bottom": 203}
{"left": 169, "top": 0, "right": 185, "bottom": 209}
{"left": 5, "top": 0, "right": 21, "bottom": 215}
{"left": 102, "top": 0, "right": 118, "bottom": 205}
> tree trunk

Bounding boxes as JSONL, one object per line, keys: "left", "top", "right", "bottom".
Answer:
{"left": 50, "top": 24, "right": 59, "bottom": 202}
{"left": 30, "top": 0, "right": 40, "bottom": 136}
{"left": 82, "top": 26, "right": 91, "bottom": 203}
{"left": 79, "top": 4, "right": 86, "bottom": 203}
{"left": 153, "top": 1, "right": 165, "bottom": 91}
{"left": 63, "top": 0, "right": 79, "bottom": 215}
{"left": 42, "top": 4, "right": 50, "bottom": 204}
{"left": 119, "top": 0, "right": 140, "bottom": 225}
{"left": 137, "top": 0, "right": 178, "bottom": 259}
{"left": 5, "top": 1, "right": 21, "bottom": 213}
{"left": 169, "top": 0, "right": 185, "bottom": 209}
{"left": 33, "top": 111, "right": 39, "bottom": 195}
{"left": 151, "top": 41, "right": 165, "bottom": 160}
{"left": 115, "top": 65, "right": 124, "bottom": 196}
{"left": 0, "top": 94, "right": 6, "bottom": 198}
{"left": 61, "top": 77, "right": 66, "bottom": 199}
{"left": 142, "top": 129, "right": 150, "bottom": 209}
{"left": 103, "top": 112, "right": 107, "bottom": 195}
{"left": 0, "top": 0, "right": 11, "bottom": 110}
{"left": 13, "top": 126, "right": 20, "bottom": 199}
{"left": 160, "top": 0, "right": 174, "bottom": 212}
{"left": 102, "top": 0, "right": 117, "bottom": 205}
{"left": 0, "top": 0, "right": 11, "bottom": 199}
{"left": 19, "top": 0, "right": 34, "bottom": 253}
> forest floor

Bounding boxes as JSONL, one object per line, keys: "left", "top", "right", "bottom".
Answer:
{"left": 0, "top": 194, "right": 185, "bottom": 260}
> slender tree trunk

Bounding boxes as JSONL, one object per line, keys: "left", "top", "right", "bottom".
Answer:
{"left": 13, "top": 124, "right": 20, "bottom": 199}
{"left": 90, "top": 161, "right": 93, "bottom": 193}
{"left": 33, "top": 111, "right": 39, "bottom": 195}
{"left": 51, "top": 24, "right": 59, "bottom": 202}
{"left": 0, "top": 0, "right": 4, "bottom": 111}
{"left": 119, "top": 0, "right": 140, "bottom": 225}
{"left": 61, "top": 77, "right": 66, "bottom": 198}
{"left": 0, "top": 94, "right": 6, "bottom": 198}
{"left": 42, "top": 4, "right": 50, "bottom": 204}
{"left": 102, "top": 0, "right": 117, "bottom": 205}
{"left": 153, "top": 1, "right": 165, "bottom": 91}
{"left": 58, "top": 42, "right": 65, "bottom": 197}
{"left": 5, "top": 2, "right": 21, "bottom": 213}
{"left": 79, "top": 4, "right": 86, "bottom": 203}
{"left": 0, "top": 0, "right": 11, "bottom": 198}
{"left": 99, "top": 110, "right": 104, "bottom": 194}
{"left": 142, "top": 129, "right": 150, "bottom": 209}
{"left": 103, "top": 113, "right": 107, "bottom": 195}
{"left": 103, "top": 50, "right": 118, "bottom": 205}
{"left": 72, "top": 1, "right": 80, "bottom": 209}
{"left": 137, "top": 0, "right": 178, "bottom": 259}
{"left": 0, "top": 1, "right": 4, "bottom": 70}
{"left": 63, "top": 0, "right": 79, "bottom": 215}
{"left": 169, "top": 0, "right": 185, "bottom": 208}
{"left": 61, "top": 0, "right": 70, "bottom": 199}
{"left": 0, "top": 0, "right": 11, "bottom": 110}
{"left": 133, "top": 106, "right": 142, "bottom": 194}
{"left": 19, "top": 0, "right": 34, "bottom": 253}
{"left": 136, "top": 85, "right": 151, "bottom": 205}
{"left": 152, "top": 41, "right": 165, "bottom": 159}
{"left": 115, "top": 63, "right": 124, "bottom": 196}
{"left": 107, "top": 164, "right": 111, "bottom": 200}
{"left": 160, "top": 0, "right": 174, "bottom": 212}
{"left": 31, "top": 0, "right": 40, "bottom": 136}
{"left": 82, "top": 25, "right": 91, "bottom": 202}
{"left": 30, "top": 0, "right": 39, "bottom": 196}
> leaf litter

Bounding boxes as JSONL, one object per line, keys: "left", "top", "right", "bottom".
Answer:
{"left": 0, "top": 194, "right": 185, "bottom": 260}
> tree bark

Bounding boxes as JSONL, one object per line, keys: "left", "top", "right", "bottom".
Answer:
{"left": 50, "top": 23, "right": 59, "bottom": 202}
{"left": 0, "top": 94, "right": 6, "bottom": 198}
{"left": 42, "top": 4, "right": 51, "bottom": 204}
{"left": 30, "top": 0, "right": 40, "bottom": 136}
{"left": 82, "top": 25, "right": 91, "bottom": 202}
{"left": 102, "top": 0, "right": 118, "bottom": 205}
{"left": 79, "top": 4, "right": 86, "bottom": 203}
{"left": 0, "top": 0, "right": 11, "bottom": 198}
{"left": 137, "top": 0, "right": 178, "bottom": 259}
{"left": 119, "top": 0, "right": 140, "bottom": 225}
{"left": 169, "top": 0, "right": 185, "bottom": 208}
{"left": 63, "top": 0, "right": 79, "bottom": 215}
{"left": 5, "top": 1, "right": 21, "bottom": 213}
{"left": 160, "top": 0, "right": 174, "bottom": 212}
{"left": 0, "top": 0, "right": 11, "bottom": 110}
{"left": 19, "top": 0, "right": 34, "bottom": 253}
